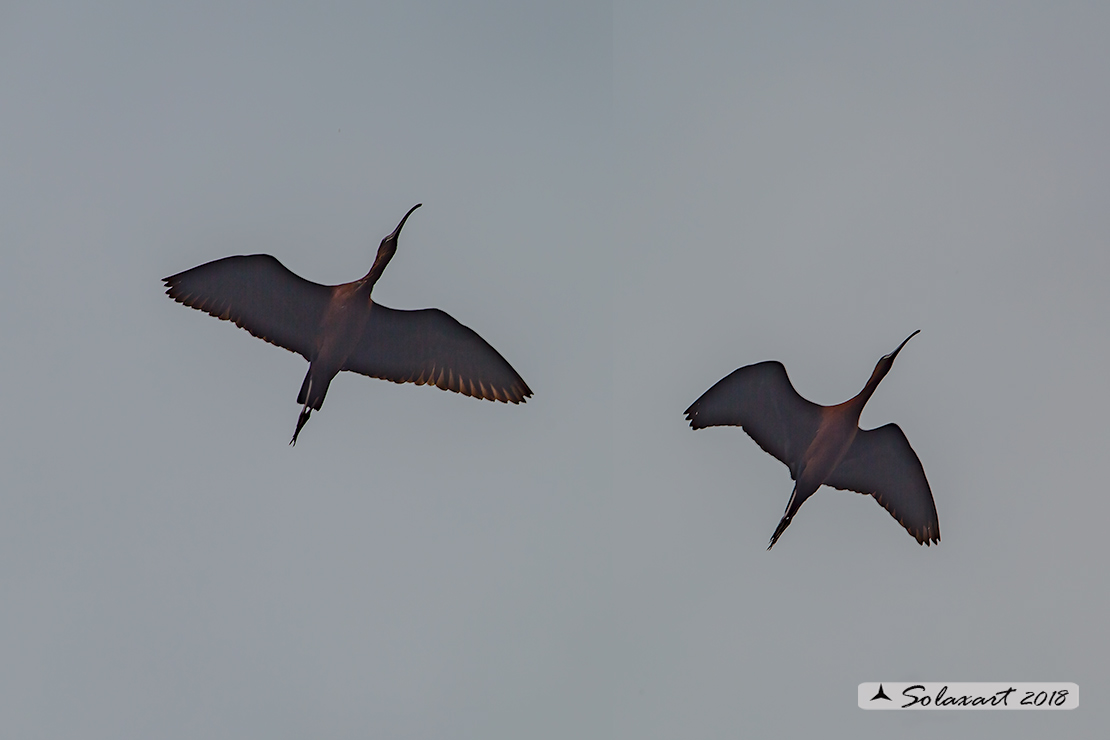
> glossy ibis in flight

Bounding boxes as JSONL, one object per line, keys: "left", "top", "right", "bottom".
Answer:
{"left": 164, "top": 204, "right": 531, "bottom": 444}
{"left": 684, "top": 331, "right": 938, "bottom": 549}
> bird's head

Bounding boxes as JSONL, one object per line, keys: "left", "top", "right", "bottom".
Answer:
{"left": 867, "top": 329, "right": 920, "bottom": 387}
{"left": 384, "top": 203, "right": 422, "bottom": 245}
{"left": 365, "top": 203, "right": 422, "bottom": 286}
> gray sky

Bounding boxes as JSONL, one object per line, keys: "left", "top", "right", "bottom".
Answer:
{"left": 1, "top": 2, "right": 1106, "bottom": 738}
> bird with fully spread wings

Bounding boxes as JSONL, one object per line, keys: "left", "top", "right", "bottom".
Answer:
{"left": 685, "top": 331, "right": 939, "bottom": 549}
{"left": 164, "top": 204, "right": 531, "bottom": 444}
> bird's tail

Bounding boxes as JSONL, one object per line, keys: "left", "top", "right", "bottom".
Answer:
{"left": 296, "top": 368, "right": 331, "bottom": 410}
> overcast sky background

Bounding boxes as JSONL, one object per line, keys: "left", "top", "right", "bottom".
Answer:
{"left": 1, "top": 2, "right": 1107, "bottom": 738}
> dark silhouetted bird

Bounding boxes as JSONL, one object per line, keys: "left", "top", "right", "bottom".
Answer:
{"left": 684, "top": 331, "right": 938, "bottom": 549}
{"left": 164, "top": 204, "right": 531, "bottom": 444}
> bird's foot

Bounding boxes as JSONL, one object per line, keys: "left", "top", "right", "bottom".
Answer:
{"left": 767, "top": 514, "right": 793, "bottom": 551}
{"left": 290, "top": 407, "right": 312, "bottom": 446}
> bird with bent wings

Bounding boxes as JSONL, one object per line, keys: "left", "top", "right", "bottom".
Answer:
{"left": 164, "top": 204, "right": 531, "bottom": 444}
{"left": 685, "top": 331, "right": 939, "bottom": 549}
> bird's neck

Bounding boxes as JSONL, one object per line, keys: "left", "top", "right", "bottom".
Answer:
{"left": 363, "top": 241, "right": 396, "bottom": 287}
{"left": 846, "top": 367, "right": 886, "bottom": 419}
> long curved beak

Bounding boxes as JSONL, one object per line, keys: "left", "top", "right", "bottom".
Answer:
{"left": 885, "top": 329, "right": 921, "bottom": 361}
{"left": 386, "top": 203, "right": 422, "bottom": 242}
{"left": 366, "top": 204, "right": 423, "bottom": 285}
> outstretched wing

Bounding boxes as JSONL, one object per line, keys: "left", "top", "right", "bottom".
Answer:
{"left": 164, "top": 255, "right": 332, "bottom": 360}
{"left": 825, "top": 423, "right": 940, "bottom": 545}
{"left": 344, "top": 304, "right": 532, "bottom": 403}
{"left": 684, "top": 361, "right": 822, "bottom": 478}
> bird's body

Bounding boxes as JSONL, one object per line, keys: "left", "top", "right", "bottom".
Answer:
{"left": 291, "top": 280, "right": 373, "bottom": 440}
{"left": 685, "top": 331, "right": 938, "bottom": 549}
{"left": 799, "top": 402, "right": 862, "bottom": 494}
{"left": 164, "top": 204, "right": 531, "bottom": 444}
